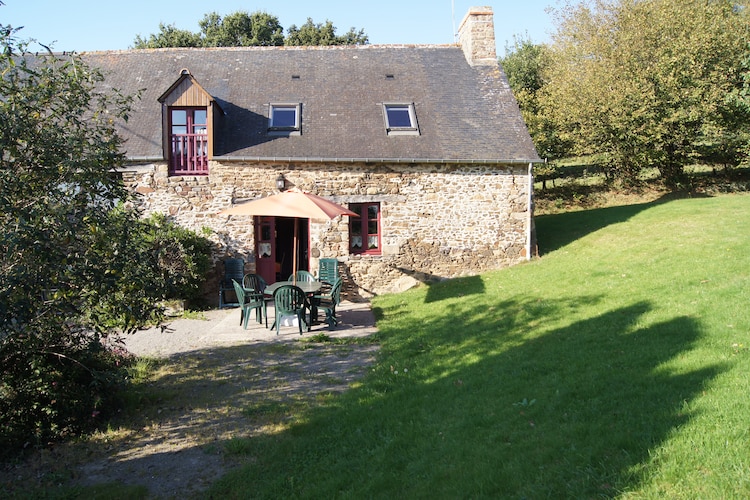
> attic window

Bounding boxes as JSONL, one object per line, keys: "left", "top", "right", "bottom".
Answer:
{"left": 383, "top": 103, "right": 419, "bottom": 136}
{"left": 268, "top": 103, "right": 301, "bottom": 136}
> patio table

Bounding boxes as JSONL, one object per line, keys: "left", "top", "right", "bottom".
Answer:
{"left": 263, "top": 280, "right": 323, "bottom": 296}
{"left": 264, "top": 280, "right": 323, "bottom": 327}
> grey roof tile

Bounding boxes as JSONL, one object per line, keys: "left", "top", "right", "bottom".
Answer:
{"left": 79, "top": 45, "right": 540, "bottom": 163}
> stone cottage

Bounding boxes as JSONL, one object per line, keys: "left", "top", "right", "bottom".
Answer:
{"left": 82, "top": 6, "right": 540, "bottom": 299}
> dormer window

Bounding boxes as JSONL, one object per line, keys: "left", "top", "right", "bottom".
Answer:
{"left": 268, "top": 103, "right": 301, "bottom": 136}
{"left": 158, "top": 70, "right": 220, "bottom": 177}
{"left": 383, "top": 103, "right": 419, "bottom": 136}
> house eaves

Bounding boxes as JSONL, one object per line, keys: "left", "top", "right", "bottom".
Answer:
{"left": 210, "top": 156, "right": 544, "bottom": 165}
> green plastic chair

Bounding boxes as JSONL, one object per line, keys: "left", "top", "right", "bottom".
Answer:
{"left": 272, "top": 285, "right": 309, "bottom": 334}
{"left": 287, "top": 270, "right": 315, "bottom": 282}
{"left": 312, "top": 277, "right": 343, "bottom": 328}
{"left": 219, "top": 258, "right": 244, "bottom": 308}
{"left": 318, "top": 258, "right": 339, "bottom": 285}
{"left": 232, "top": 279, "right": 267, "bottom": 329}
{"left": 242, "top": 273, "right": 267, "bottom": 295}
{"left": 244, "top": 273, "right": 271, "bottom": 321}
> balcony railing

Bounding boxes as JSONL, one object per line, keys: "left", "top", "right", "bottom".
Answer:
{"left": 169, "top": 133, "right": 208, "bottom": 175}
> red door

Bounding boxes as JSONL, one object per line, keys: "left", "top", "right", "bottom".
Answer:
{"left": 255, "top": 216, "right": 276, "bottom": 285}
{"left": 255, "top": 216, "right": 310, "bottom": 284}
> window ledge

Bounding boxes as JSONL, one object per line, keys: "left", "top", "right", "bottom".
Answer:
{"left": 268, "top": 129, "right": 301, "bottom": 137}
{"left": 386, "top": 129, "right": 420, "bottom": 136}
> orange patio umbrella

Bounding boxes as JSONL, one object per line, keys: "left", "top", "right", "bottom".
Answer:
{"left": 219, "top": 188, "right": 358, "bottom": 280}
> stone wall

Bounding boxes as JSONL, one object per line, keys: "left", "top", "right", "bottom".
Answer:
{"left": 121, "top": 160, "right": 532, "bottom": 300}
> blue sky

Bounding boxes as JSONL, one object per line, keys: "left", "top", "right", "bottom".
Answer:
{"left": 1, "top": 0, "right": 557, "bottom": 54}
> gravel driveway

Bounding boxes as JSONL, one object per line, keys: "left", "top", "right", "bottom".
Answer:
{"left": 3, "top": 301, "right": 379, "bottom": 498}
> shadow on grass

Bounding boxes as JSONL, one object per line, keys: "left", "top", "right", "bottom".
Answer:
{"left": 392, "top": 268, "right": 486, "bottom": 304}
{"left": 207, "top": 292, "right": 723, "bottom": 497}
{"left": 423, "top": 274, "right": 485, "bottom": 303}
{"left": 536, "top": 195, "right": 677, "bottom": 254}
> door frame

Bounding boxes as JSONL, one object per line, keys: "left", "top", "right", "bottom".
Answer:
{"left": 254, "top": 216, "right": 310, "bottom": 284}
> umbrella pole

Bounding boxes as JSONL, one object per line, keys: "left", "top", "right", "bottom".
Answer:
{"left": 292, "top": 218, "right": 298, "bottom": 285}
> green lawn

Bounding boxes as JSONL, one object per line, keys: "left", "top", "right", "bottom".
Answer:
{"left": 210, "top": 193, "right": 750, "bottom": 498}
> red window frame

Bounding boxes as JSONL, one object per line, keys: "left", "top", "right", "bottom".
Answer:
{"left": 169, "top": 107, "right": 208, "bottom": 175}
{"left": 350, "top": 202, "right": 381, "bottom": 255}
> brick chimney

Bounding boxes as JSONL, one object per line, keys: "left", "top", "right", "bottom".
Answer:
{"left": 458, "top": 6, "right": 497, "bottom": 66}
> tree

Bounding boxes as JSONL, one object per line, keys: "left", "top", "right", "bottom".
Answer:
{"left": 727, "top": 43, "right": 750, "bottom": 169}
{"left": 539, "top": 0, "right": 750, "bottom": 187}
{"left": 501, "top": 35, "right": 570, "bottom": 164}
{"left": 133, "top": 23, "right": 202, "bottom": 49}
{"left": 132, "top": 10, "right": 368, "bottom": 48}
{"left": 336, "top": 26, "right": 371, "bottom": 46}
{"left": 285, "top": 18, "right": 368, "bottom": 46}
{"left": 199, "top": 11, "right": 284, "bottom": 47}
{"left": 0, "top": 26, "right": 211, "bottom": 452}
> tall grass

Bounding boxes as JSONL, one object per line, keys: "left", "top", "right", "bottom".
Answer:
{"left": 209, "top": 193, "right": 750, "bottom": 498}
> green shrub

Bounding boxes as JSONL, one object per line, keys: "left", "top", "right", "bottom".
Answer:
{"left": 0, "top": 209, "right": 212, "bottom": 454}
{"left": 0, "top": 319, "right": 135, "bottom": 458}
{"left": 139, "top": 213, "right": 213, "bottom": 305}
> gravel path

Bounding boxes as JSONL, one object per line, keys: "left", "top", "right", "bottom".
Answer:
{"left": 2, "top": 302, "right": 379, "bottom": 498}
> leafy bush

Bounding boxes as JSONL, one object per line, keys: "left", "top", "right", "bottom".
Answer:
{"left": 0, "top": 207, "right": 212, "bottom": 454}
{"left": 0, "top": 322, "right": 134, "bottom": 458}
{"left": 139, "top": 213, "right": 213, "bottom": 305}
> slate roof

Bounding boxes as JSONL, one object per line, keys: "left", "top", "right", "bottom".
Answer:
{"left": 81, "top": 45, "right": 540, "bottom": 163}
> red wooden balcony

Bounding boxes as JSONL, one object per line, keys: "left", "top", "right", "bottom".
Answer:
{"left": 169, "top": 133, "right": 208, "bottom": 175}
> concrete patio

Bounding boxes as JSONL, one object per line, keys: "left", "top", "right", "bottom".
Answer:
{"left": 120, "top": 300, "right": 378, "bottom": 358}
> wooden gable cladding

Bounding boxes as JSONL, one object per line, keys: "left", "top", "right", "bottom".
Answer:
{"left": 158, "top": 70, "right": 222, "bottom": 163}
{"left": 162, "top": 75, "right": 212, "bottom": 107}
{"left": 158, "top": 69, "right": 218, "bottom": 107}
